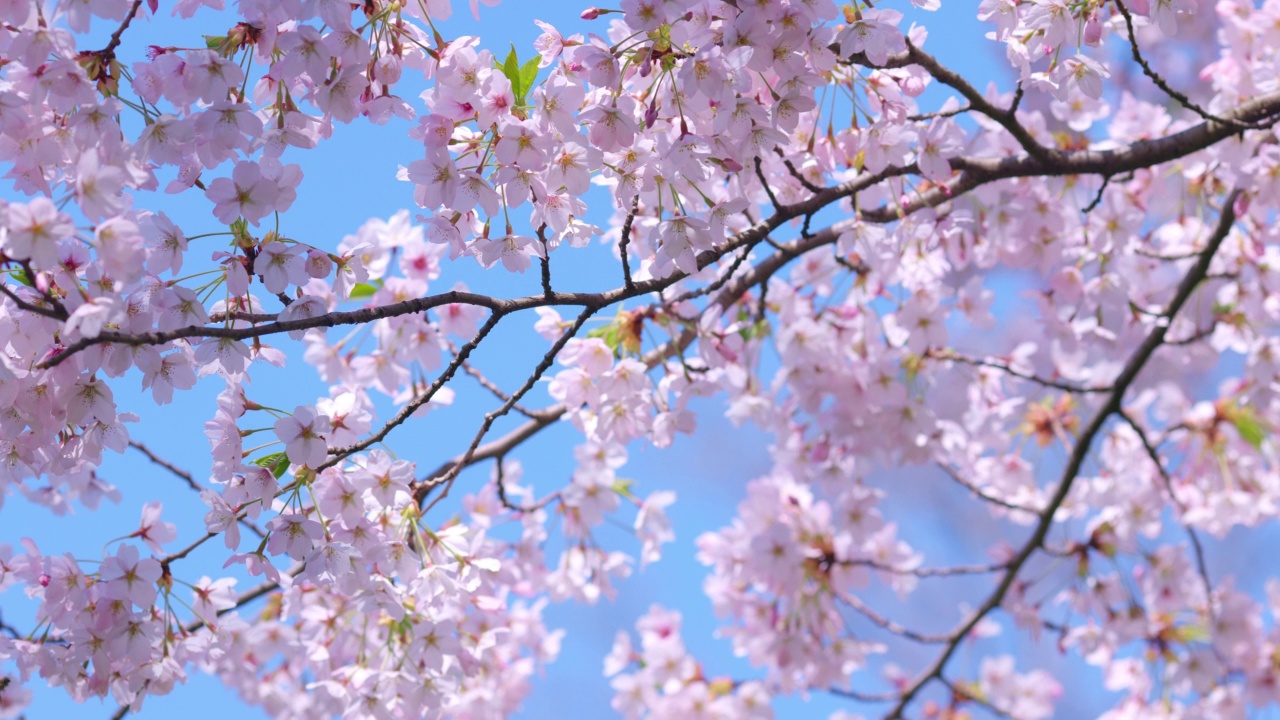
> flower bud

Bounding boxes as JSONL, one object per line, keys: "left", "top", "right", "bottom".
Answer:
{"left": 900, "top": 75, "right": 926, "bottom": 97}
{"left": 305, "top": 249, "right": 333, "bottom": 279}
{"left": 1083, "top": 11, "right": 1102, "bottom": 47}
{"left": 373, "top": 55, "right": 403, "bottom": 86}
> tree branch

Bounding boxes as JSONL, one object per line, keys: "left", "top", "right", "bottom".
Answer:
{"left": 1113, "top": 0, "right": 1269, "bottom": 131}
{"left": 883, "top": 188, "right": 1242, "bottom": 718}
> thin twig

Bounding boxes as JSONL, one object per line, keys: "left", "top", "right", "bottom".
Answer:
{"left": 775, "top": 147, "right": 825, "bottom": 194}
{"left": 1116, "top": 409, "right": 1214, "bottom": 607}
{"left": 926, "top": 348, "right": 1107, "bottom": 394}
{"left": 754, "top": 155, "right": 785, "bottom": 212}
{"left": 99, "top": 0, "right": 146, "bottom": 60}
{"left": 493, "top": 456, "right": 561, "bottom": 513}
{"left": 619, "top": 196, "right": 639, "bottom": 291}
{"left": 536, "top": 224, "right": 553, "bottom": 298}
{"left": 1114, "top": 0, "right": 1269, "bottom": 132}
{"left": 418, "top": 306, "right": 599, "bottom": 511}
{"left": 128, "top": 440, "right": 200, "bottom": 492}
{"left": 885, "top": 188, "right": 1242, "bottom": 718}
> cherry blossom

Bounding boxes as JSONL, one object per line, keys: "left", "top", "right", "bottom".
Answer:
{"left": 3, "top": 0, "right": 1280, "bottom": 718}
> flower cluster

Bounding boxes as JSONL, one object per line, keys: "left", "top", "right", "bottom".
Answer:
{"left": 5, "top": 0, "right": 1280, "bottom": 718}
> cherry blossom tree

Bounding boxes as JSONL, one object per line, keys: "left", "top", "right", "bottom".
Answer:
{"left": 3, "top": 0, "right": 1280, "bottom": 718}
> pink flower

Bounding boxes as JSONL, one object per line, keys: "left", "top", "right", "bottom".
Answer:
{"left": 837, "top": 9, "right": 905, "bottom": 65}
{"left": 266, "top": 513, "right": 324, "bottom": 560}
{"left": 205, "top": 161, "right": 279, "bottom": 226}
{"left": 189, "top": 575, "right": 236, "bottom": 622}
{"left": 472, "top": 232, "right": 540, "bottom": 272}
{"left": 224, "top": 551, "right": 281, "bottom": 583}
{"left": 5, "top": 198, "right": 74, "bottom": 270}
{"left": 134, "top": 501, "right": 177, "bottom": 554}
{"left": 255, "top": 239, "right": 305, "bottom": 294}
{"left": 100, "top": 544, "right": 162, "bottom": 608}
{"left": 65, "top": 377, "right": 116, "bottom": 426}
{"left": 635, "top": 491, "right": 676, "bottom": 568}
{"left": 547, "top": 140, "right": 599, "bottom": 195}
{"left": 407, "top": 148, "right": 460, "bottom": 210}
{"left": 201, "top": 489, "right": 242, "bottom": 551}
{"left": 274, "top": 405, "right": 331, "bottom": 468}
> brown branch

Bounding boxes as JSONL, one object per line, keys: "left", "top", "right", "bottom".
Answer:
{"left": 754, "top": 155, "right": 784, "bottom": 212}
{"left": 883, "top": 188, "right": 1242, "bottom": 718}
{"left": 320, "top": 311, "right": 504, "bottom": 470}
{"left": 417, "top": 306, "right": 599, "bottom": 511}
{"left": 493, "top": 456, "right": 561, "bottom": 513}
{"left": 775, "top": 147, "right": 825, "bottom": 194}
{"left": 941, "top": 675, "right": 1017, "bottom": 720}
{"left": 850, "top": 40, "right": 1058, "bottom": 164}
{"left": 619, "top": 196, "right": 639, "bottom": 291}
{"left": 37, "top": 88, "right": 1280, "bottom": 371}
{"left": 0, "top": 281, "right": 67, "bottom": 320}
{"left": 128, "top": 440, "right": 266, "bottom": 539}
{"left": 43, "top": 290, "right": 511, "bottom": 368}
{"left": 847, "top": 557, "right": 1008, "bottom": 578}
{"left": 1116, "top": 409, "right": 1214, "bottom": 606}
{"left": 1113, "top": 0, "right": 1268, "bottom": 131}
{"left": 128, "top": 440, "right": 199, "bottom": 492}
{"left": 407, "top": 219, "right": 863, "bottom": 500}
{"left": 454, "top": 352, "right": 539, "bottom": 419}
{"left": 880, "top": 90, "right": 1280, "bottom": 226}
{"left": 936, "top": 463, "right": 1041, "bottom": 514}
{"left": 908, "top": 104, "right": 972, "bottom": 122}
{"left": 99, "top": 0, "right": 146, "bottom": 60}
{"left": 926, "top": 349, "right": 1107, "bottom": 394}
{"left": 535, "top": 224, "right": 553, "bottom": 298}
{"left": 841, "top": 592, "right": 953, "bottom": 644}
{"left": 827, "top": 686, "right": 900, "bottom": 703}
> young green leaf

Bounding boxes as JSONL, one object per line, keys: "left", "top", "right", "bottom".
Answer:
{"left": 1231, "top": 408, "right": 1266, "bottom": 449}
{"left": 253, "top": 451, "right": 292, "bottom": 479}
{"left": 348, "top": 279, "right": 383, "bottom": 299}
{"left": 518, "top": 55, "right": 540, "bottom": 105}
{"left": 6, "top": 268, "right": 33, "bottom": 287}
{"left": 499, "top": 45, "right": 524, "bottom": 103}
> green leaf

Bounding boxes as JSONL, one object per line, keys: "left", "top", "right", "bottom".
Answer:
{"left": 1169, "top": 624, "right": 1210, "bottom": 643}
{"left": 739, "top": 319, "right": 770, "bottom": 342}
{"left": 498, "top": 45, "right": 524, "bottom": 106}
{"left": 611, "top": 477, "right": 635, "bottom": 499}
{"left": 1231, "top": 408, "right": 1266, "bottom": 449}
{"left": 518, "top": 55, "right": 540, "bottom": 105}
{"left": 348, "top": 280, "right": 382, "bottom": 299}
{"left": 587, "top": 323, "right": 622, "bottom": 356}
{"left": 6, "top": 268, "right": 33, "bottom": 287}
{"left": 253, "top": 451, "right": 292, "bottom": 479}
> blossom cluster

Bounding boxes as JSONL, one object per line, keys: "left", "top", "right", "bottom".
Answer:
{"left": 3, "top": 0, "right": 1280, "bottom": 718}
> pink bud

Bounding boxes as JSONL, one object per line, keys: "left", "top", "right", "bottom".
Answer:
{"left": 900, "top": 75, "right": 926, "bottom": 98}
{"left": 373, "top": 55, "right": 403, "bottom": 86}
{"left": 581, "top": 7, "right": 601, "bottom": 19}
{"left": 305, "top": 249, "right": 333, "bottom": 279}
{"left": 1083, "top": 11, "right": 1102, "bottom": 47}
{"left": 39, "top": 573, "right": 51, "bottom": 587}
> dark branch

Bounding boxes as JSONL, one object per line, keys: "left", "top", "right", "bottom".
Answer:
{"left": 884, "top": 188, "right": 1242, "bottom": 718}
